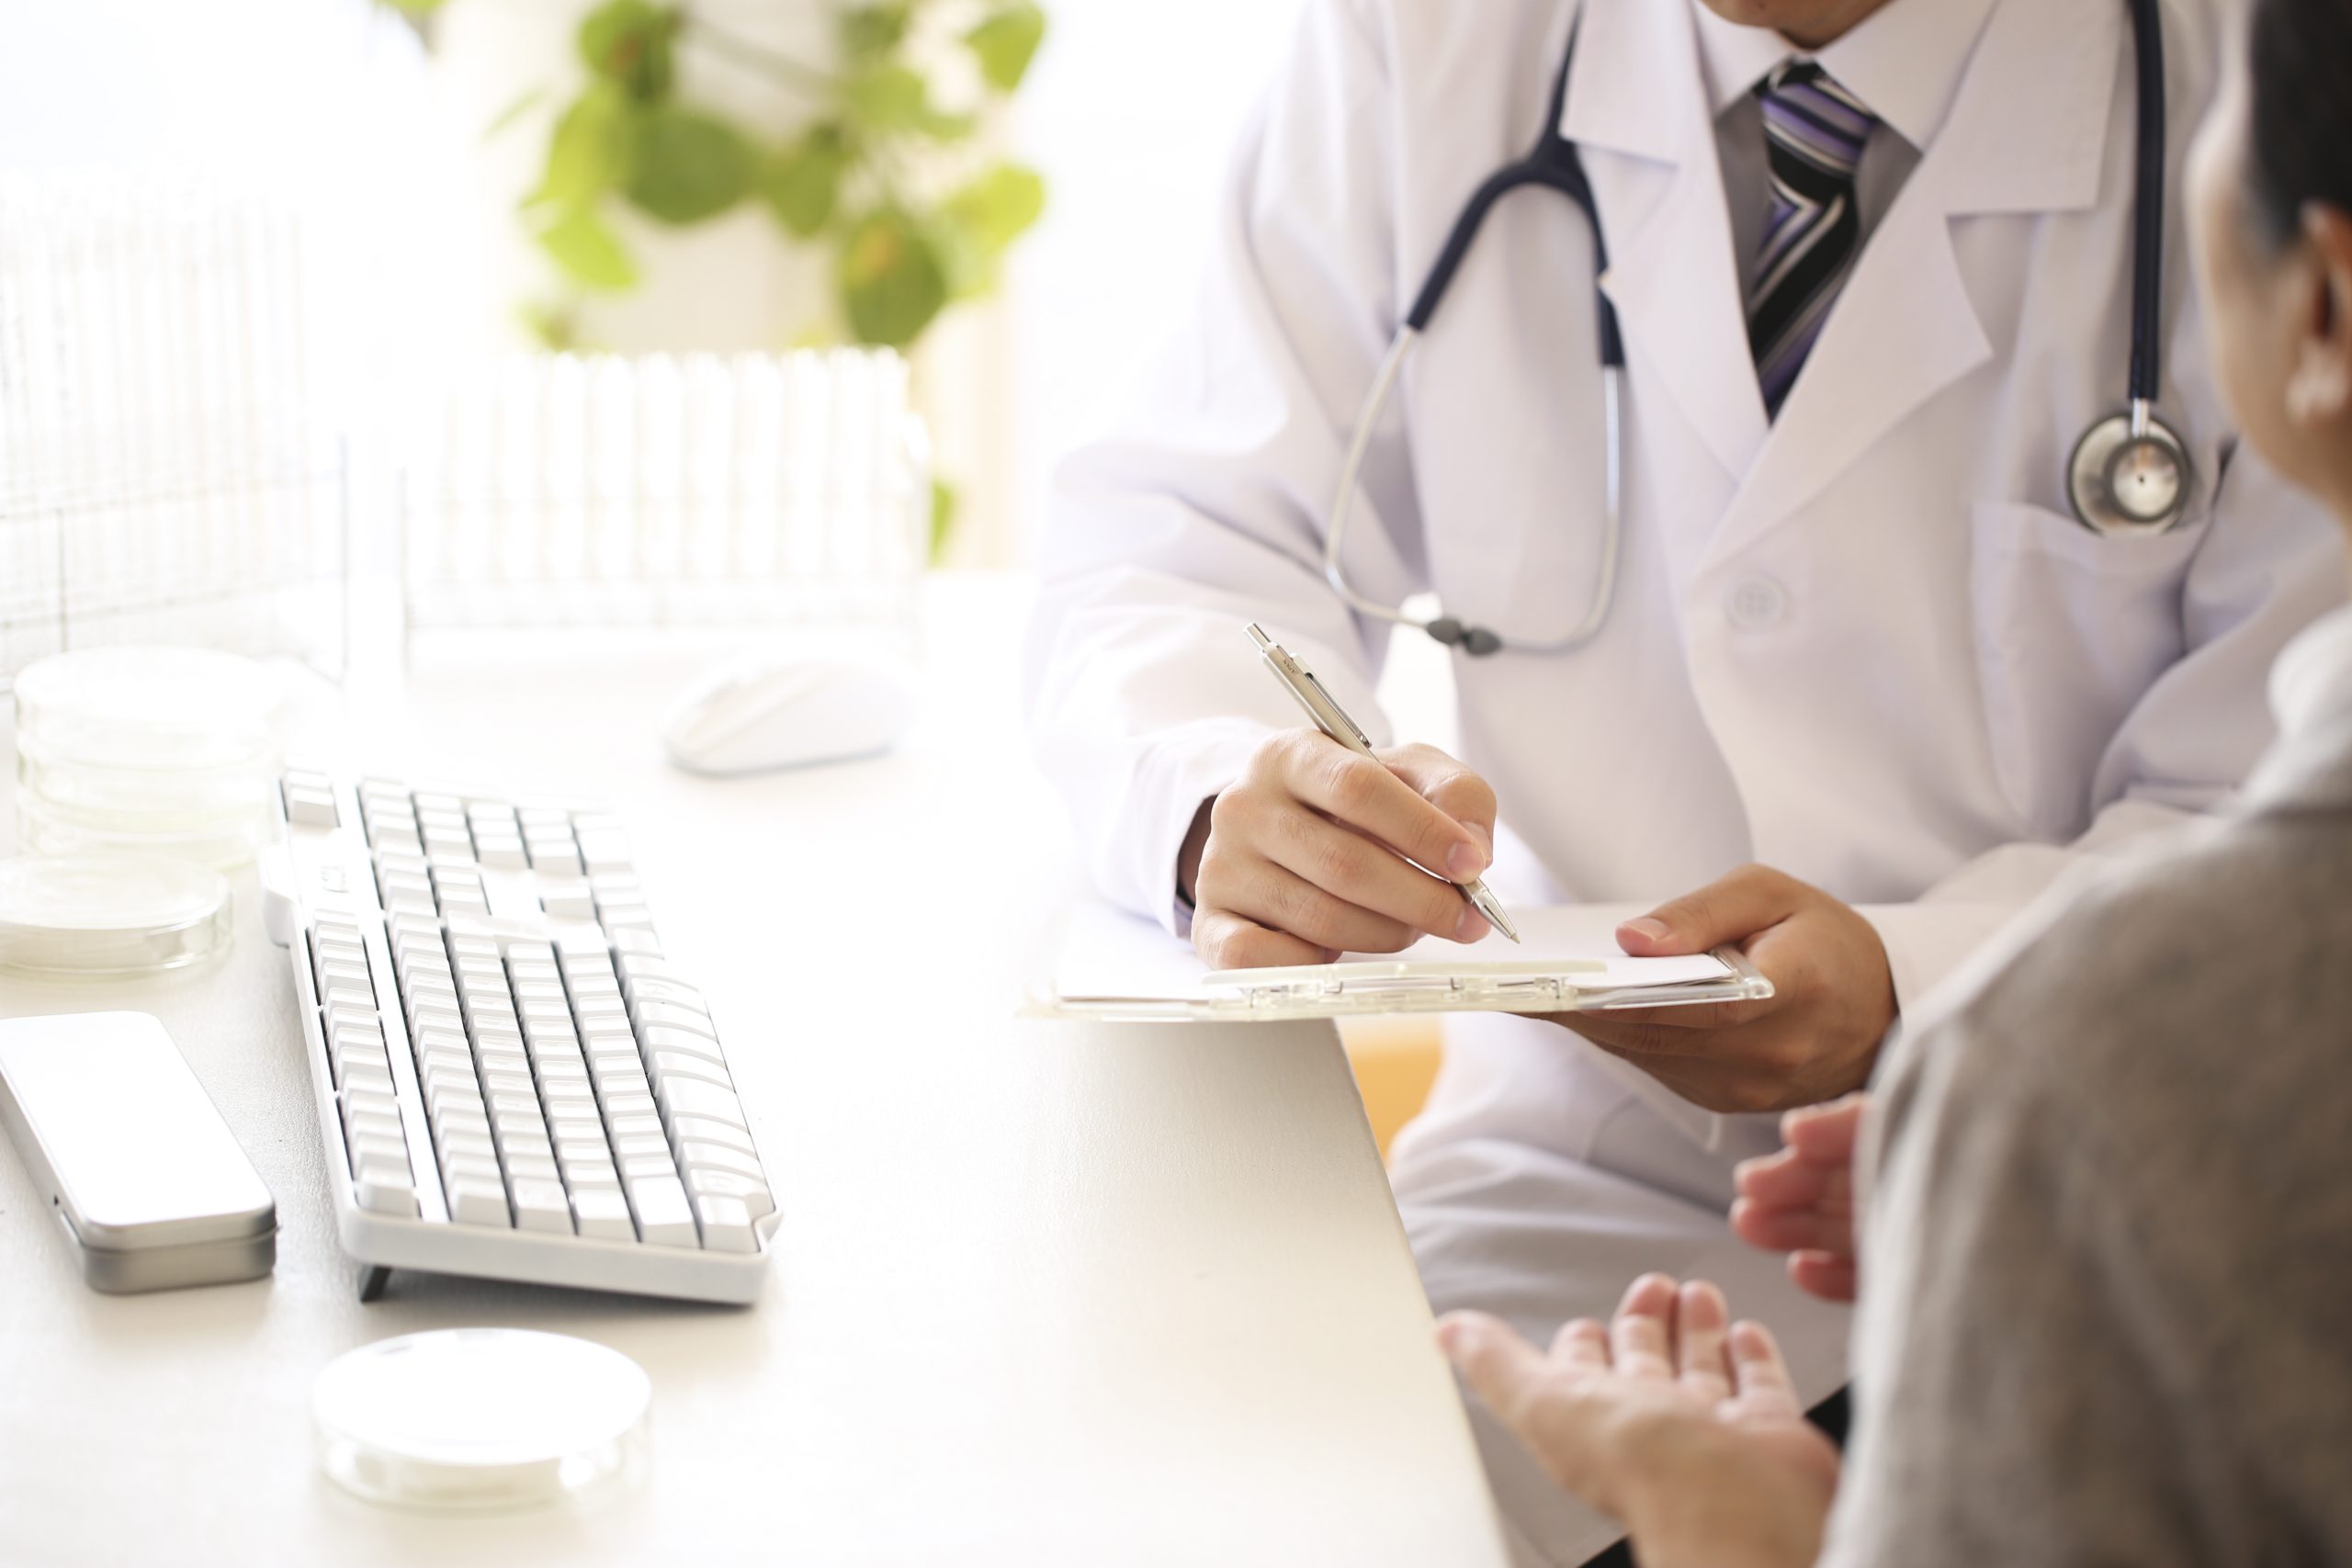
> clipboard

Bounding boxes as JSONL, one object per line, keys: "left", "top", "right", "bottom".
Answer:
{"left": 1032, "top": 904, "right": 1773, "bottom": 1023}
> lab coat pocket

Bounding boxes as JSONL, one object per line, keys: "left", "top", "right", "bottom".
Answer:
{"left": 1968, "top": 501, "right": 2204, "bottom": 838}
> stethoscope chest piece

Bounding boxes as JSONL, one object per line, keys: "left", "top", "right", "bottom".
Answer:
{"left": 2067, "top": 404, "right": 2193, "bottom": 536}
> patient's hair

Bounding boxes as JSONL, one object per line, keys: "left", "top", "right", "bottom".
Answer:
{"left": 2248, "top": 0, "right": 2352, "bottom": 245}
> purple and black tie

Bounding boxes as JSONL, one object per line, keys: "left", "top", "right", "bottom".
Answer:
{"left": 1747, "top": 60, "right": 1878, "bottom": 418}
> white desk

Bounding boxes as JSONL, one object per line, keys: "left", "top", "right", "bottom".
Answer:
{"left": 0, "top": 576, "right": 1509, "bottom": 1567}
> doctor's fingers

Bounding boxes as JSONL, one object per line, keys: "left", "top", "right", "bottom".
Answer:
{"left": 1377, "top": 744, "right": 1498, "bottom": 840}
{"left": 1259, "top": 732, "right": 1490, "bottom": 881}
{"left": 1262, "top": 807, "right": 1489, "bottom": 942}
{"left": 1189, "top": 908, "right": 1331, "bottom": 972}
{"left": 1207, "top": 853, "right": 1433, "bottom": 956}
{"left": 1618, "top": 863, "right": 1807, "bottom": 957}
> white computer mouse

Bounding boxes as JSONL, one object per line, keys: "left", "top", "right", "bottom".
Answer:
{"left": 661, "top": 653, "right": 917, "bottom": 775}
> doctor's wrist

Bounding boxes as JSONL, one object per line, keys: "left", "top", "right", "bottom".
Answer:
{"left": 1176, "top": 797, "right": 1215, "bottom": 908}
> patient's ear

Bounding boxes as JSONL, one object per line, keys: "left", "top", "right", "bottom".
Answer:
{"left": 2286, "top": 203, "right": 2352, "bottom": 428}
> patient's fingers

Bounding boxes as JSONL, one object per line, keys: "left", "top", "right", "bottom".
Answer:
{"left": 1789, "top": 1251, "right": 1859, "bottom": 1304}
{"left": 1728, "top": 1320, "right": 1803, "bottom": 1416}
{"left": 1735, "top": 1145, "right": 1843, "bottom": 1207}
{"left": 1731, "top": 1195, "right": 1852, "bottom": 1254}
{"left": 1673, "top": 1280, "right": 1733, "bottom": 1404}
{"left": 1611, "top": 1273, "right": 1679, "bottom": 1380}
{"left": 1550, "top": 1316, "right": 1611, "bottom": 1372}
{"left": 1781, "top": 1093, "right": 1868, "bottom": 1160}
{"left": 1437, "top": 1310, "right": 1551, "bottom": 1422}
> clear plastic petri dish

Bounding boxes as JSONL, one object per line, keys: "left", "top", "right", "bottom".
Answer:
{"left": 15, "top": 789, "right": 272, "bottom": 872}
{"left": 13, "top": 646, "right": 285, "bottom": 773}
{"left": 0, "top": 854, "right": 232, "bottom": 977}
{"left": 15, "top": 731, "right": 280, "bottom": 821}
{"left": 312, "top": 1329, "right": 651, "bottom": 1512}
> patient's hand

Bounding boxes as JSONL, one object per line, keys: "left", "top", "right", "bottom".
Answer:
{"left": 1733, "top": 1093, "right": 1867, "bottom": 1303}
{"left": 1439, "top": 1275, "right": 1838, "bottom": 1568}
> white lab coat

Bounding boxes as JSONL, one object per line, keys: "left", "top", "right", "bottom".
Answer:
{"left": 1025, "top": 0, "right": 2341, "bottom": 1561}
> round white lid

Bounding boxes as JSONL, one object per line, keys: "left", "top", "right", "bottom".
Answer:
{"left": 312, "top": 1329, "right": 651, "bottom": 1511}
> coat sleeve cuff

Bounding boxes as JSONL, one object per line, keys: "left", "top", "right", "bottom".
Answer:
{"left": 1855, "top": 901, "right": 2020, "bottom": 1020}
{"left": 1132, "top": 718, "right": 1278, "bottom": 939}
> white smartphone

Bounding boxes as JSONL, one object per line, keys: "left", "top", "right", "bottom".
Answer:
{"left": 0, "top": 1011, "right": 275, "bottom": 1292}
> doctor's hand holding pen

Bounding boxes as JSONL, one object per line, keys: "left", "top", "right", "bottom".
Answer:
{"left": 1184, "top": 729, "right": 1896, "bottom": 1115}
{"left": 1177, "top": 732, "right": 1498, "bottom": 970}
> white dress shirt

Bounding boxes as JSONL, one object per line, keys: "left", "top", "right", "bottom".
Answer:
{"left": 1691, "top": 0, "right": 1999, "bottom": 288}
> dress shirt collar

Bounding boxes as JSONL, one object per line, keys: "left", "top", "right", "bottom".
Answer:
{"left": 1688, "top": 0, "right": 2001, "bottom": 150}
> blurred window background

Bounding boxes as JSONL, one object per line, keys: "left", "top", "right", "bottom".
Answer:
{"left": 0, "top": 0, "right": 1307, "bottom": 590}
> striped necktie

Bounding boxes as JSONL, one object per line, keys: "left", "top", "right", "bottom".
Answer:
{"left": 1747, "top": 61, "right": 1877, "bottom": 418}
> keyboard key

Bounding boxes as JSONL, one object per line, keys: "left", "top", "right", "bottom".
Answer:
{"left": 656, "top": 1078, "right": 748, "bottom": 1134}
{"left": 631, "top": 996, "right": 713, "bottom": 1039}
{"left": 669, "top": 1114, "right": 760, "bottom": 1157}
{"left": 572, "top": 1189, "right": 636, "bottom": 1241}
{"left": 356, "top": 1171, "right": 419, "bottom": 1217}
{"left": 691, "top": 1193, "right": 757, "bottom": 1254}
{"left": 625, "top": 1174, "right": 698, "bottom": 1247}
{"left": 680, "top": 1140, "right": 767, "bottom": 1185}
{"left": 608, "top": 927, "right": 663, "bottom": 959}
{"left": 685, "top": 1167, "right": 775, "bottom": 1223}
{"left": 639, "top": 1026, "right": 726, "bottom": 1066}
{"left": 447, "top": 1178, "right": 512, "bottom": 1227}
{"left": 648, "top": 1052, "right": 732, "bottom": 1093}
{"left": 342, "top": 1061, "right": 397, "bottom": 1100}
{"left": 619, "top": 1146, "right": 677, "bottom": 1178}
{"left": 511, "top": 1179, "right": 573, "bottom": 1235}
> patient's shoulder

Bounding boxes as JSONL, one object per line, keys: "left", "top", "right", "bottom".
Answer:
{"left": 1923, "top": 808, "right": 2352, "bottom": 1153}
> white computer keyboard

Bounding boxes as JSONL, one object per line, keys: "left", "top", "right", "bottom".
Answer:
{"left": 260, "top": 770, "right": 775, "bottom": 1303}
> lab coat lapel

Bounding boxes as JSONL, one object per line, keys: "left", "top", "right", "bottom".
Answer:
{"left": 1565, "top": 0, "right": 1767, "bottom": 485}
{"left": 1703, "top": 0, "right": 2120, "bottom": 563}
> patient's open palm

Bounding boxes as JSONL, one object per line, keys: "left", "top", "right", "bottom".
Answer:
{"left": 1441, "top": 1275, "right": 1840, "bottom": 1568}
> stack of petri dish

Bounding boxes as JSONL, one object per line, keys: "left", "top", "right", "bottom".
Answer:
{"left": 1, "top": 646, "right": 283, "bottom": 977}
{"left": 13, "top": 646, "right": 285, "bottom": 870}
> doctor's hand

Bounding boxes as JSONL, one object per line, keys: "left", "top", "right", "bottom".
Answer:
{"left": 1180, "top": 732, "right": 1497, "bottom": 969}
{"left": 1732, "top": 1094, "right": 1867, "bottom": 1303}
{"left": 1550, "top": 864, "right": 1896, "bottom": 1115}
{"left": 1438, "top": 1276, "right": 1838, "bottom": 1568}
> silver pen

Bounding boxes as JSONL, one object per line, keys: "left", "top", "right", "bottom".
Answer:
{"left": 1246, "top": 623, "right": 1520, "bottom": 943}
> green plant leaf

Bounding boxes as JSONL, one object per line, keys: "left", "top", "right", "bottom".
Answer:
{"left": 527, "top": 83, "right": 634, "bottom": 210}
{"left": 578, "top": 0, "right": 678, "bottom": 101}
{"left": 838, "top": 209, "right": 948, "bottom": 347}
{"left": 483, "top": 86, "right": 548, "bottom": 143}
{"left": 624, "top": 107, "right": 755, "bottom": 224}
{"left": 760, "top": 131, "right": 845, "bottom": 238}
{"left": 842, "top": 63, "right": 973, "bottom": 140}
{"left": 946, "top": 162, "right": 1046, "bottom": 255}
{"left": 383, "top": 0, "right": 449, "bottom": 17}
{"left": 838, "top": 4, "right": 910, "bottom": 62}
{"left": 935, "top": 162, "right": 1045, "bottom": 298}
{"left": 929, "top": 477, "right": 956, "bottom": 565}
{"left": 966, "top": 3, "right": 1046, "bottom": 93}
{"left": 517, "top": 298, "right": 586, "bottom": 351}
{"left": 537, "top": 205, "right": 639, "bottom": 291}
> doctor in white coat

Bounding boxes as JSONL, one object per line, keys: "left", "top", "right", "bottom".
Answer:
{"left": 1025, "top": 0, "right": 2340, "bottom": 1561}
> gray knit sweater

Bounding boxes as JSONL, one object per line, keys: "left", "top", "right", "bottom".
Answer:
{"left": 1823, "top": 611, "right": 2352, "bottom": 1567}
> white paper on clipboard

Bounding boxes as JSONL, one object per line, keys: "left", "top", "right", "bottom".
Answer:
{"left": 1033, "top": 903, "right": 1772, "bottom": 1023}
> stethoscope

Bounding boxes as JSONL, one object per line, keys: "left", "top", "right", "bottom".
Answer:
{"left": 1324, "top": 0, "right": 2189, "bottom": 660}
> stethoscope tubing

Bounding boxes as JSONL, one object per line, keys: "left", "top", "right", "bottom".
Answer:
{"left": 1322, "top": 0, "right": 2179, "bottom": 659}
